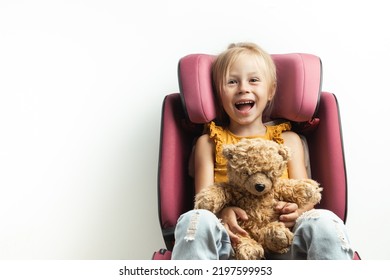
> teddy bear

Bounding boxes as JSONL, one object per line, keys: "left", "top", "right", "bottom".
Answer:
{"left": 194, "top": 138, "right": 322, "bottom": 260}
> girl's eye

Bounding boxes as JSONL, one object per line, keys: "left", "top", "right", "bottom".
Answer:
{"left": 227, "top": 79, "right": 237, "bottom": 85}
{"left": 250, "top": 78, "right": 260, "bottom": 83}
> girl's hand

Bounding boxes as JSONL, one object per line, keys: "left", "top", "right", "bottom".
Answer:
{"left": 274, "top": 201, "right": 299, "bottom": 228}
{"left": 218, "top": 207, "right": 248, "bottom": 246}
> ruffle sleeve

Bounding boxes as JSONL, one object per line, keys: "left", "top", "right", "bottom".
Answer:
{"left": 269, "top": 121, "right": 291, "bottom": 144}
{"left": 207, "top": 121, "right": 226, "bottom": 166}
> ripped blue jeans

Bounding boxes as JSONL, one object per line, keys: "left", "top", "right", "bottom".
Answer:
{"left": 171, "top": 209, "right": 354, "bottom": 260}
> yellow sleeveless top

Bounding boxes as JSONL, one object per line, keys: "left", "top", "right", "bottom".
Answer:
{"left": 207, "top": 121, "right": 291, "bottom": 183}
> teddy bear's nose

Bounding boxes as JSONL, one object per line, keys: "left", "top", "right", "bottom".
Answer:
{"left": 255, "top": 184, "right": 265, "bottom": 192}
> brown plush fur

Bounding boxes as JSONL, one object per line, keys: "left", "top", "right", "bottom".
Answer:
{"left": 194, "top": 138, "right": 322, "bottom": 260}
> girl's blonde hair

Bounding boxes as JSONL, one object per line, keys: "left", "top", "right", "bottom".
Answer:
{"left": 211, "top": 42, "right": 277, "bottom": 126}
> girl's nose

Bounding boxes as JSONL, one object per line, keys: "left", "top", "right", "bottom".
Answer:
{"left": 239, "top": 82, "right": 250, "bottom": 94}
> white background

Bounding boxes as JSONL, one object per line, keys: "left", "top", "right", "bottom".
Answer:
{"left": 0, "top": 0, "right": 389, "bottom": 260}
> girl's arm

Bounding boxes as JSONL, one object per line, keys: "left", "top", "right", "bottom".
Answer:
{"left": 277, "top": 131, "right": 315, "bottom": 228}
{"left": 193, "top": 134, "right": 215, "bottom": 195}
{"left": 283, "top": 131, "right": 308, "bottom": 180}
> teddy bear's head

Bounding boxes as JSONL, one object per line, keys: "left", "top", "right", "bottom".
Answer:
{"left": 222, "top": 138, "right": 290, "bottom": 196}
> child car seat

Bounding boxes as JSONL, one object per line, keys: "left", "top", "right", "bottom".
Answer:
{"left": 153, "top": 52, "right": 360, "bottom": 260}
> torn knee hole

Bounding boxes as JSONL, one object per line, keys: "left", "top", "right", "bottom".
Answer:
{"left": 333, "top": 220, "right": 352, "bottom": 251}
{"left": 184, "top": 211, "right": 200, "bottom": 241}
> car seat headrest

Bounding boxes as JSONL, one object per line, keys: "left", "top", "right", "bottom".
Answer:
{"left": 178, "top": 53, "right": 322, "bottom": 124}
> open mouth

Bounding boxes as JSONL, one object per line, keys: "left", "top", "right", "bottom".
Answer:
{"left": 235, "top": 100, "right": 255, "bottom": 112}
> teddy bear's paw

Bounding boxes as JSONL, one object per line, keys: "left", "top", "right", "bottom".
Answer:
{"left": 194, "top": 199, "right": 210, "bottom": 211}
{"left": 303, "top": 180, "right": 323, "bottom": 203}
{"left": 194, "top": 195, "right": 220, "bottom": 213}
{"left": 194, "top": 185, "right": 230, "bottom": 213}
{"left": 265, "top": 228, "right": 293, "bottom": 254}
{"left": 235, "top": 241, "right": 265, "bottom": 260}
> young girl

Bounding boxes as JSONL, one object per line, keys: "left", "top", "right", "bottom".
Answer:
{"left": 171, "top": 43, "right": 354, "bottom": 260}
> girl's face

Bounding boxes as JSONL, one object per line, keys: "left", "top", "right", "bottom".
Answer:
{"left": 220, "top": 53, "right": 273, "bottom": 131}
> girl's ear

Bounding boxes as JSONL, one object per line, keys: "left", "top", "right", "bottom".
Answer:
{"left": 268, "top": 82, "right": 276, "bottom": 101}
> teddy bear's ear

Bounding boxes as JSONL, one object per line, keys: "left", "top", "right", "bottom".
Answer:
{"left": 278, "top": 144, "right": 291, "bottom": 161}
{"left": 222, "top": 144, "right": 236, "bottom": 160}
